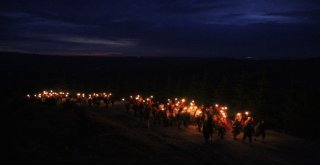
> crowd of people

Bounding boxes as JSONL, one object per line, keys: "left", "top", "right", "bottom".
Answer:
{"left": 122, "top": 95, "right": 266, "bottom": 143}
{"left": 231, "top": 112, "right": 266, "bottom": 143}
{"left": 26, "top": 90, "right": 266, "bottom": 143}
{"left": 26, "top": 90, "right": 114, "bottom": 108}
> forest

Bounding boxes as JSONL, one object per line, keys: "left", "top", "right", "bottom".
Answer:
{"left": 2, "top": 52, "right": 320, "bottom": 140}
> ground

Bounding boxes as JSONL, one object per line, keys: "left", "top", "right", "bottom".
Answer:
{"left": 7, "top": 102, "right": 319, "bottom": 165}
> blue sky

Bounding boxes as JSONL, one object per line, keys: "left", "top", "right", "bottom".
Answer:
{"left": 1, "top": 0, "right": 319, "bottom": 58}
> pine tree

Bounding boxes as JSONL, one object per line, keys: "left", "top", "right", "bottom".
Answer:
{"left": 254, "top": 70, "right": 268, "bottom": 120}
{"left": 214, "top": 75, "right": 228, "bottom": 104}
{"left": 232, "top": 70, "right": 250, "bottom": 110}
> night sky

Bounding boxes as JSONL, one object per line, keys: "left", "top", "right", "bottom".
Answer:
{"left": 1, "top": 0, "right": 320, "bottom": 59}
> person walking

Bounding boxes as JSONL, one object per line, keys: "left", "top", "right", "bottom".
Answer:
{"left": 243, "top": 122, "right": 255, "bottom": 143}
{"left": 254, "top": 120, "right": 266, "bottom": 141}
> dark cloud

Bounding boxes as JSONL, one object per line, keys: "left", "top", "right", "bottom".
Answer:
{"left": 266, "top": 9, "right": 320, "bottom": 24}
{"left": 0, "top": 0, "right": 319, "bottom": 58}
{"left": 157, "top": 0, "right": 236, "bottom": 14}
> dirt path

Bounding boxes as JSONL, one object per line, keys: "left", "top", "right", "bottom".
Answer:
{"left": 9, "top": 102, "right": 319, "bottom": 165}
{"left": 89, "top": 103, "right": 319, "bottom": 164}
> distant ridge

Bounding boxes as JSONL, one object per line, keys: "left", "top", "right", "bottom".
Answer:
{"left": 0, "top": 51, "right": 319, "bottom": 61}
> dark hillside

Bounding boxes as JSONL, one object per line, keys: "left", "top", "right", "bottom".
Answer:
{"left": 2, "top": 52, "right": 320, "bottom": 139}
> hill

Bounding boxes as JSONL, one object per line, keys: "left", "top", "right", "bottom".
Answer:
{"left": 7, "top": 102, "right": 319, "bottom": 164}
{"left": 1, "top": 52, "right": 320, "bottom": 139}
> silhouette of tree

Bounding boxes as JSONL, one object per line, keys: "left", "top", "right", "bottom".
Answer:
{"left": 253, "top": 70, "right": 269, "bottom": 120}
{"left": 232, "top": 70, "right": 251, "bottom": 110}
{"left": 213, "top": 75, "right": 228, "bottom": 104}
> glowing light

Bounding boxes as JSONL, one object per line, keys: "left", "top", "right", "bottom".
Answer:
{"left": 215, "top": 104, "right": 219, "bottom": 107}
{"left": 195, "top": 110, "right": 202, "bottom": 116}
{"left": 245, "top": 111, "right": 249, "bottom": 115}
{"left": 122, "top": 98, "right": 125, "bottom": 101}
